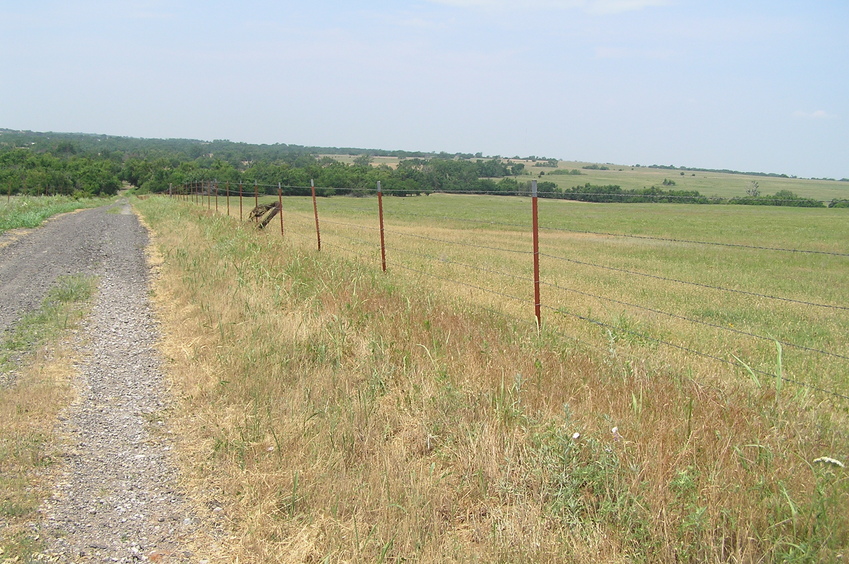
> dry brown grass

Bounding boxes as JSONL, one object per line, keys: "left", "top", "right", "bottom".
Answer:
{"left": 138, "top": 197, "right": 849, "bottom": 562}
{"left": 0, "top": 336, "right": 80, "bottom": 557}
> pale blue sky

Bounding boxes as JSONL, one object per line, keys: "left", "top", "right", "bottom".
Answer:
{"left": 1, "top": 1, "right": 847, "bottom": 179}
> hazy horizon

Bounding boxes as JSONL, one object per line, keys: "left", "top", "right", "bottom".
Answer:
{"left": 1, "top": 1, "right": 847, "bottom": 180}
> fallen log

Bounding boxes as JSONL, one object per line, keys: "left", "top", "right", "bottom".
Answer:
{"left": 248, "top": 202, "right": 282, "bottom": 229}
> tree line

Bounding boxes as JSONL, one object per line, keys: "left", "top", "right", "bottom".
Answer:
{"left": 0, "top": 130, "right": 527, "bottom": 197}
{"left": 0, "top": 130, "right": 841, "bottom": 207}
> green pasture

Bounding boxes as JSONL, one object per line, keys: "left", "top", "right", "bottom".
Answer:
{"left": 236, "top": 193, "right": 849, "bottom": 399}
{"left": 318, "top": 154, "right": 849, "bottom": 202}
{"left": 529, "top": 161, "right": 849, "bottom": 201}
{"left": 274, "top": 191, "right": 848, "bottom": 250}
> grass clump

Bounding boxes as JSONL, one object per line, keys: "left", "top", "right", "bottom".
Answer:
{"left": 0, "top": 195, "right": 106, "bottom": 234}
{"left": 0, "top": 274, "right": 97, "bottom": 559}
{"left": 137, "top": 196, "right": 849, "bottom": 562}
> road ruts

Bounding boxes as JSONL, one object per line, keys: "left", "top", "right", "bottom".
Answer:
{"left": 0, "top": 200, "right": 211, "bottom": 562}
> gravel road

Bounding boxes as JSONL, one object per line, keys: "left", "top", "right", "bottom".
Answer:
{"left": 0, "top": 200, "right": 209, "bottom": 562}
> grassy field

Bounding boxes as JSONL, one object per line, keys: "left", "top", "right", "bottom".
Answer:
{"left": 220, "top": 193, "right": 849, "bottom": 399}
{"left": 531, "top": 161, "right": 849, "bottom": 202}
{"left": 138, "top": 194, "right": 849, "bottom": 562}
{"left": 318, "top": 155, "right": 849, "bottom": 202}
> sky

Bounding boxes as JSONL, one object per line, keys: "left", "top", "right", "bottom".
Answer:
{"left": 1, "top": 0, "right": 847, "bottom": 179}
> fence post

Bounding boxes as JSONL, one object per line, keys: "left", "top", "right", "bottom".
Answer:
{"left": 532, "top": 179, "right": 541, "bottom": 328}
{"left": 226, "top": 181, "right": 230, "bottom": 216}
{"left": 311, "top": 179, "right": 321, "bottom": 251}
{"left": 239, "top": 181, "right": 243, "bottom": 220}
{"left": 377, "top": 181, "right": 387, "bottom": 272}
{"left": 278, "top": 183, "right": 284, "bottom": 237}
{"left": 207, "top": 181, "right": 211, "bottom": 209}
{"left": 215, "top": 179, "right": 219, "bottom": 213}
{"left": 254, "top": 181, "right": 259, "bottom": 210}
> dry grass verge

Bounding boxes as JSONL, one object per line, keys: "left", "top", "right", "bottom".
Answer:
{"left": 0, "top": 275, "right": 95, "bottom": 559}
{"left": 138, "top": 197, "right": 849, "bottom": 562}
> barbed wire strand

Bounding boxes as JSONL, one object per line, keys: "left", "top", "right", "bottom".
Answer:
{"left": 385, "top": 229, "right": 531, "bottom": 256}
{"left": 539, "top": 280, "right": 849, "bottom": 361}
{"left": 546, "top": 303, "right": 849, "bottom": 402}
{"left": 382, "top": 242, "right": 849, "bottom": 362}
{"left": 538, "top": 225, "right": 849, "bottom": 258}
{"left": 386, "top": 251, "right": 849, "bottom": 401}
{"left": 319, "top": 219, "right": 849, "bottom": 363}
{"left": 541, "top": 253, "right": 848, "bottom": 312}
{"left": 388, "top": 246, "right": 531, "bottom": 284}
{"left": 376, "top": 207, "right": 847, "bottom": 258}
{"left": 178, "top": 193, "right": 849, "bottom": 401}
{"left": 215, "top": 187, "right": 844, "bottom": 257}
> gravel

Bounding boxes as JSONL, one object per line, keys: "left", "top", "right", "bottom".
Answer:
{"left": 1, "top": 200, "right": 209, "bottom": 562}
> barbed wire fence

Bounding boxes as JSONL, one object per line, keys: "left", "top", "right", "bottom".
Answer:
{"left": 168, "top": 179, "right": 849, "bottom": 402}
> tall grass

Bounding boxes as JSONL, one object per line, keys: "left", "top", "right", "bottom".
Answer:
{"left": 0, "top": 195, "right": 106, "bottom": 234}
{"left": 137, "top": 196, "right": 849, "bottom": 562}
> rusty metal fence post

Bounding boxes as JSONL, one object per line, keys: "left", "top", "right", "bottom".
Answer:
{"left": 377, "top": 181, "right": 387, "bottom": 272}
{"left": 311, "top": 179, "right": 321, "bottom": 251}
{"left": 278, "top": 183, "right": 284, "bottom": 237}
{"left": 215, "top": 180, "right": 219, "bottom": 213}
{"left": 226, "top": 181, "right": 230, "bottom": 216}
{"left": 239, "top": 181, "right": 243, "bottom": 220}
{"left": 532, "top": 179, "right": 541, "bottom": 328}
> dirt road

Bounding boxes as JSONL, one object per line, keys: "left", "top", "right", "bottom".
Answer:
{"left": 0, "top": 200, "right": 207, "bottom": 562}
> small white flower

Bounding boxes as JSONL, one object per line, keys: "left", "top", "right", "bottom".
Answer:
{"left": 813, "top": 456, "right": 845, "bottom": 468}
{"left": 611, "top": 427, "right": 623, "bottom": 442}
{"left": 572, "top": 432, "right": 580, "bottom": 440}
